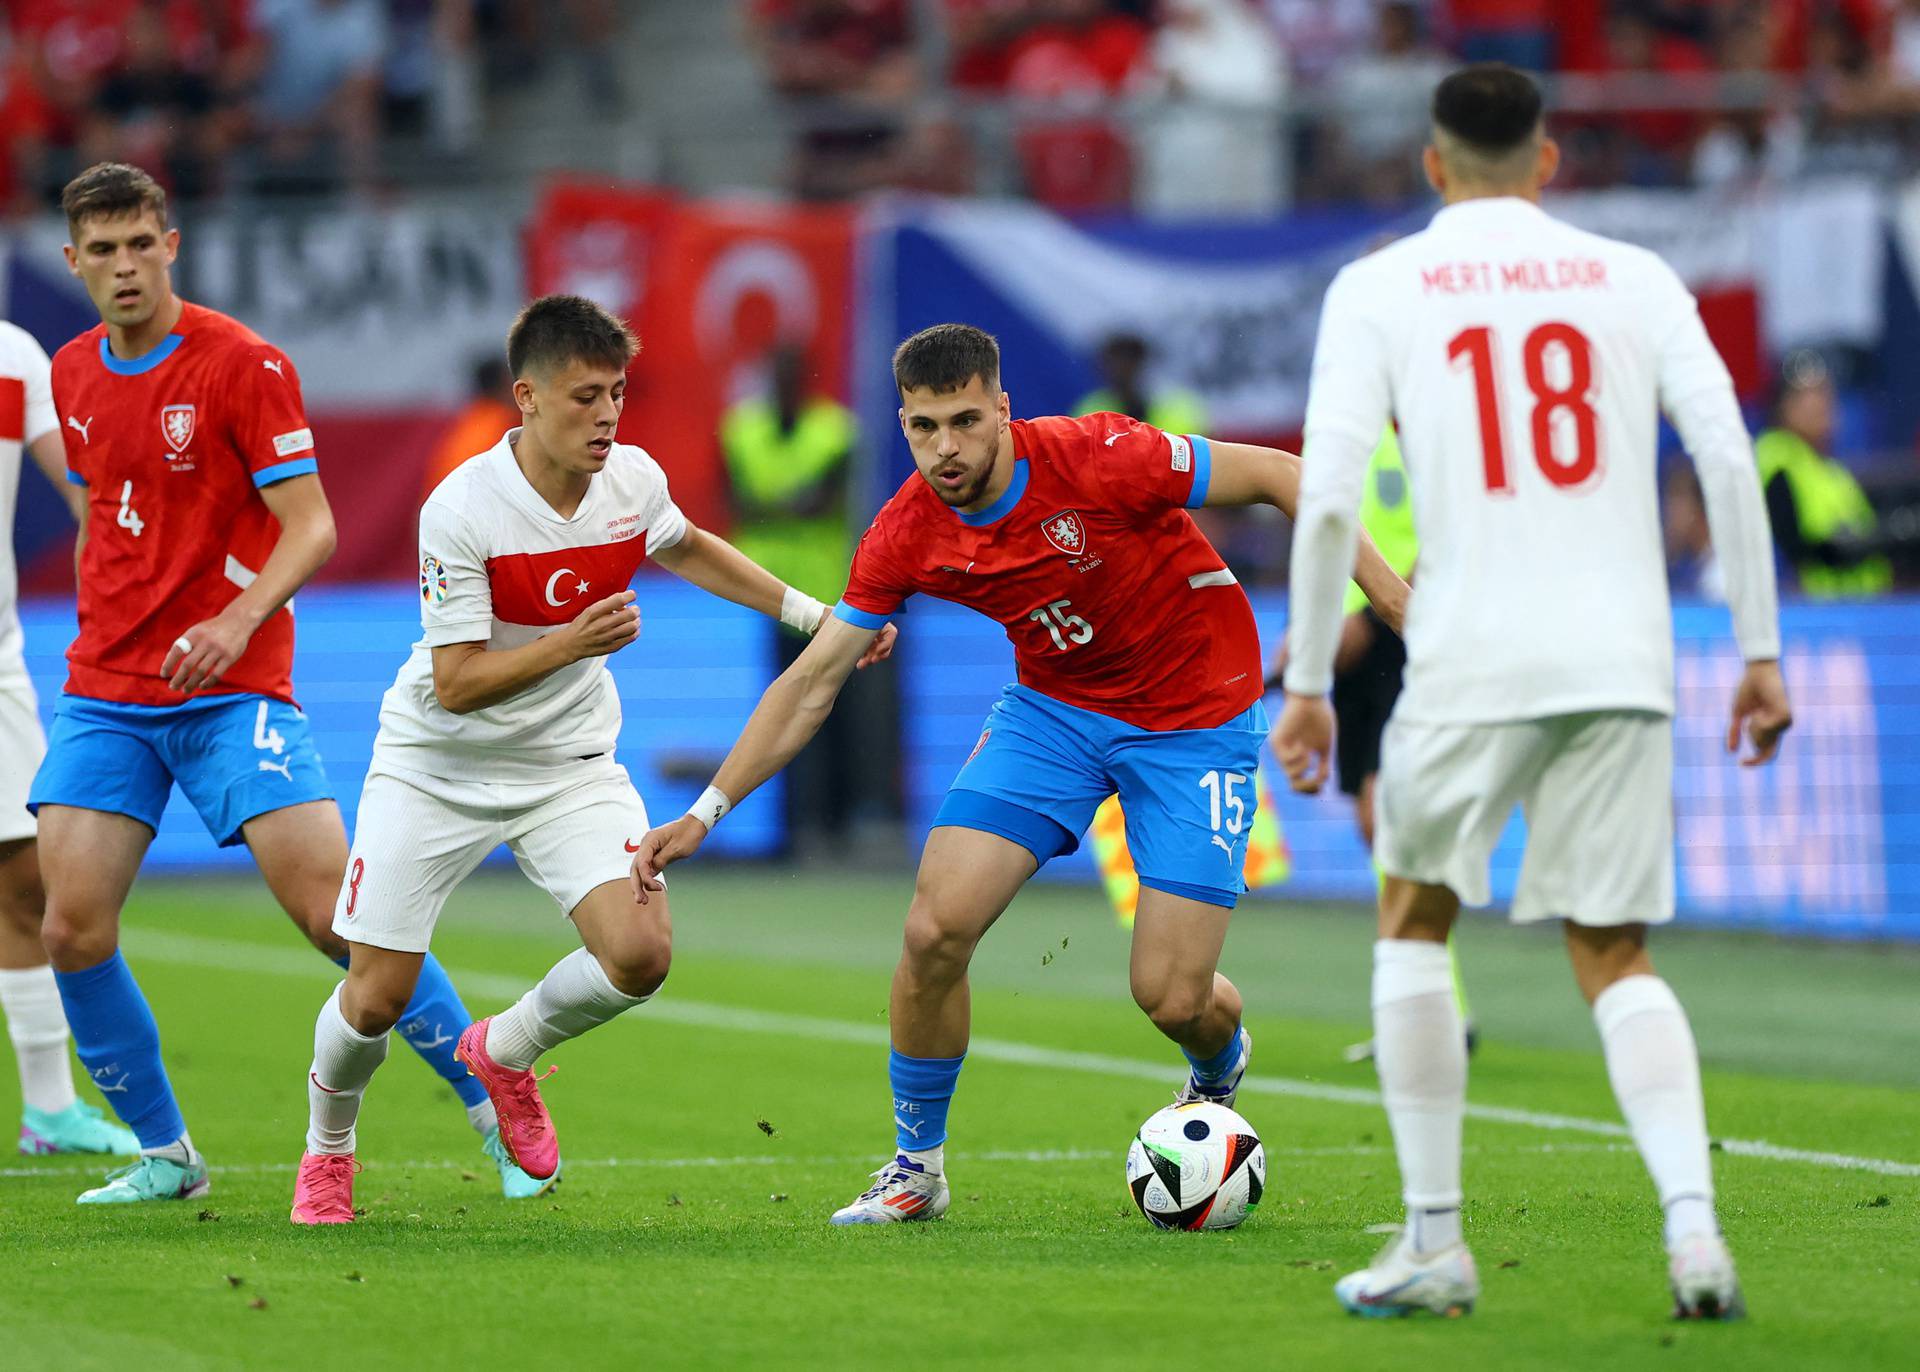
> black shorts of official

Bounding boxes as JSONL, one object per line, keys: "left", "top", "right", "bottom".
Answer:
{"left": 1330, "top": 610, "right": 1407, "bottom": 797}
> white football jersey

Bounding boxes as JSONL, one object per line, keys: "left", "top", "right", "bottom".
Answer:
{"left": 1289, "top": 196, "right": 1778, "bottom": 723}
{"left": 0, "top": 321, "right": 60, "bottom": 678}
{"left": 373, "top": 430, "right": 688, "bottom": 779}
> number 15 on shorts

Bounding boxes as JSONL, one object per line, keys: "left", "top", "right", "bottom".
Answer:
{"left": 1201, "top": 770, "right": 1248, "bottom": 848}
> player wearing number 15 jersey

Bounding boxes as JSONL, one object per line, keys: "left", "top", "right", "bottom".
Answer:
{"left": 1272, "top": 67, "right": 1792, "bottom": 1320}
{"left": 633, "top": 323, "right": 1409, "bottom": 1226}
{"left": 29, "top": 163, "right": 524, "bottom": 1207}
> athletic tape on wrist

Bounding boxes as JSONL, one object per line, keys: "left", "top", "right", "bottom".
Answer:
{"left": 688, "top": 785, "right": 732, "bottom": 832}
{"left": 780, "top": 585, "right": 829, "bottom": 634}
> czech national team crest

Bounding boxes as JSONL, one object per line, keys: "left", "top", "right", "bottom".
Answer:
{"left": 1040, "top": 510, "right": 1088, "bottom": 557}
{"left": 161, "top": 404, "right": 196, "bottom": 453}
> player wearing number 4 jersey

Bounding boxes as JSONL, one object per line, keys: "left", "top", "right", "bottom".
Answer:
{"left": 28, "top": 164, "right": 532, "bottom": 1206}
{"left": 288, "top": 295, "right": 895, "bottom": 1224}
{"left": 633, "top": 324, "right": 1410, "bottom": 1225}
{"left": 1273, "top": 67, "right": 1793, "bottom": 1321}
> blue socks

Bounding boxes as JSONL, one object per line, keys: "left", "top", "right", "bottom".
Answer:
{"left": 1183, "top": 1024, "right": 1246, "bottom": 1085}
{"left": 889, "top": 1049, "right": 965, "bottom": 1153}
{"left": 332, "top": 953, "right": 487, "bottom": 1108}
{"left": 53, "top": 952, "right": 187, "bottom": 1151}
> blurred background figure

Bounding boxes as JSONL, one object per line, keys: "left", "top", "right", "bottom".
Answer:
{"left": 722, "top": 342, "right": 893, "bottom": 860}
{"left": 1075, "top": 332, "right": 1206, "bottom": 435}
{"left": 250, "top": 0, "right": 387, "bottom": 193}
{"left": 1136, "top": 0, "right": 1288, "bottom": 217}
{"left": 1756, "top": 351, "right": 1893, "bottom": 599}
{"left": 420, "top": 356, "right": 520, "bottom": 500}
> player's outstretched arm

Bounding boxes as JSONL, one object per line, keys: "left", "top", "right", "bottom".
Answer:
{"left": 653, "top": 524, "right": 896, "bottom": 667}
{"left": 1201, "top": 440, "right": 1409, "bottom": 633}
{"left": 162, "top": 473, "right": 338, "bottom": 693}
{"left": 431, "top": 590, "right": 639, "bottom": 715}
{"left": 630, "top": 614, "right": 877, "bottom": 902}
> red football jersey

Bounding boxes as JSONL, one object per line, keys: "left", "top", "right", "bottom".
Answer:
{"left": 840, "top": 413, "right": 1262, "bottom": 731}
{"left": 51, "top": 302, "right": 319, "bottom": 706}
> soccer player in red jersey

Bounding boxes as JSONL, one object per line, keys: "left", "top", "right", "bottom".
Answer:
{"left": 632, "top": 323, "right": 1410, "bottom": 1224}
{"left": 29, "top": 163, "right": 531, "bottom": 1204}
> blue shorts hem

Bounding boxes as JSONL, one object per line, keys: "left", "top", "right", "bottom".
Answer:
{"left": 1138, "top": 873, "right": 1240, "bottom": 910}
{"left": 932, "top": 789, "right": 1078, "bottom": 865}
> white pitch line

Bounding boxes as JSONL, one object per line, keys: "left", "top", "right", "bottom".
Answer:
{"left": 116, "top": 928, "right": 1920, "bottom": 1180}
{"left": 1, "top": 1141, "right": 1641, "bottom": 1184}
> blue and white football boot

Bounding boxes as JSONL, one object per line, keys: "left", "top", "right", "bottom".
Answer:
{"left": 830, "top": 1154, "right": 949, "bottom": 1225}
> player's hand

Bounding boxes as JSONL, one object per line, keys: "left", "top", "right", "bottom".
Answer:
{"left": 1271, "top": 692, "right": 1335, "bottom": 794}
{"left": 162, "top": 608, "right": 256, "bottom": 693}
{"left": 630, "top": 815, "right": 708, "bottom": 905}
{"left": 1727, "top": 658, "right": 1792, "bottom": 767}
{"left": 565, "top": 590, "right": 640, "bottom": 661}
{"left": 855, "top": 622, "right": 898, "bottom": 669}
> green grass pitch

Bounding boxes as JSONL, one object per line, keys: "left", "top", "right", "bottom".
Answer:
{"left": 1, "top": 870, "right": 1915, "bottom": 1370}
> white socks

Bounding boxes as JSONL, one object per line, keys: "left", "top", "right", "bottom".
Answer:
{"left": 904, "top": 1145, "right": 945, "bottom": 1174}
{"left": 0, "top": 965, "right": 79, "bottom": 1113}
{"left": 307, "top": 985, "right": 391, "bottom": 1155}
{"left": 1372, "top": 939, "right": 1467, "bottom": 1253}
{"left": 1594, "top": 974, "right": 1718, "bottom": 1247}
{"left": 485, "top": 948, "right": 649, "bottom": 1072}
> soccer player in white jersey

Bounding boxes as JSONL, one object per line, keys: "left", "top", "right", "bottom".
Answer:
{"left": 287, "top": 295, "right": 893, "bottom": 1223}
{"left": 1273, "top": 66, "right": 1793, "bottom": 1321}
{"left": 0, "top": 319, "right": 139, "bottom": 1159}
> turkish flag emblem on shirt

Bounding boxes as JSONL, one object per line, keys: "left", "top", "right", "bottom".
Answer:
{"left": 486, "top": 538, "right": 650, "bottom": 626}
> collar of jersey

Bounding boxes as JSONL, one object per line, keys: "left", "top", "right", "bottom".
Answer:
{"left": 97, "top": 331, "right": 184, "bottom": 376}
{"left": 953, "top": 457, "right": 1029, "bottom": 527}
{"left": 494, "top": 428, "right": 598, "bottom": 524}
{"left": 1430, "top": 195, "right": 1545, "bottom": 228}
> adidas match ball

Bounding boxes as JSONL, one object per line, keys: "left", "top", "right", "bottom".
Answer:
{"left": 1125, "top": 1101, "right": 1265, "bottom": 1231}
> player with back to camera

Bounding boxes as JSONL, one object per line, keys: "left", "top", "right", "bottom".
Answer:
{"left": 288, "top": 295, "right": 894, "bottom": 1224}
{"left": 1272, "top": 66, "right": 1792, "bottom": 1320}
{"left": 31, "top": 162, "right": 541, "bottom": 1204}
{"left": 631, "top": 323, "right": 1411, "bottom": 1226}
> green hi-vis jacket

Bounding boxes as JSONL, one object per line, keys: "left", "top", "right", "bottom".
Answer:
{"left": 1754, "top": 428, "right": 1891, "bottom": 599}
{"left": 721, "top": 396, "right": 857, "bottom": 608}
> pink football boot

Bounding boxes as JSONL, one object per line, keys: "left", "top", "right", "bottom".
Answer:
{"left": 290, "top": 1152, "right": 359, "bottom": 1225}
{"left": 455, "top": 1017, "right": 559, "bottom": 1180}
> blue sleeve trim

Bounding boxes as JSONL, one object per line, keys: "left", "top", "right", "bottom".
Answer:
{"left": 833, "top": 600, "right": 892, "bottom": 630}
{"left": 1183, "top": 435, "right": 1214, "bottom": 509}
{"left": 65, "top": 470, "right": 87, "bottom": 487}
{"left": 253, "top": 457, "right": 318, "bottom": 488}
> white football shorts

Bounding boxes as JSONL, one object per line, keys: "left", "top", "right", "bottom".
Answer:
{"left": 333, "top": 754, "right": 651, "bottom": 954}
{"left": 0, "top": 673, "right": 47, "bottom": 844}
{"left": 1374, "top": 709, "right": 1674, "bottom": 927}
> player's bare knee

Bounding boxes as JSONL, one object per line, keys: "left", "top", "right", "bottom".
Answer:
{"left": 339, "top": 977, "right": 407, "bottom": 1036}
{"left": 1564, "top": 922, "right": 1653, "bottom": 1005}
{"left": 38, "top": 906, "right": 116, "bottom": 971}
{"left": 900, "top": 903, "right": 976, "bottom": 982}
{"left": 601, "top": 933, "right": 670, "bottom": 999}
{"left": 1132, "top": 976, "right": 1211, "bottom": 1041}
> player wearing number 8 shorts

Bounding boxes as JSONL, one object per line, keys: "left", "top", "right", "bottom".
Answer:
{"left": 631, "top": 324, "right": 1411, "bottom": 1225}
{"left": 286, "top": 295, "right": 898, "bottom": 1225}
{"left": 1273, "top": 66, "right": 1792, "bottom": 1319}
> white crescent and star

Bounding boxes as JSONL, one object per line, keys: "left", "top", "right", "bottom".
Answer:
{"left": 543, "top": 568, "right": 591, "bottom": 607}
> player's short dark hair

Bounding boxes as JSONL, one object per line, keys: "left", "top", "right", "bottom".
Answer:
{"left": 1431, "top": 64, "right": 1544, "bottom": 158}
{"left": 506, "top": 295, "right": 638, "bottom": 380}
{"left": 62, "top": 162, "right": 169, "bottom": 238}
{"left": 893, "top": 323, "right": 1000, "bottom": 396}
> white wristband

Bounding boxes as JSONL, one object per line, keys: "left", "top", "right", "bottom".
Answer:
{"left": 687, "top": 784, "right": 732, "bottom": 832}
{"left": 780, "top": 585, "right": 830, "bottom": 635}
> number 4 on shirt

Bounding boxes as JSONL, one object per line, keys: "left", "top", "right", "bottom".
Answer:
{"left": 1448, "top": 322, "right": 1601, "bottom": 495}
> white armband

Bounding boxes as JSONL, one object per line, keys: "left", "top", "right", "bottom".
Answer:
{"left": 780, "top": 585, "right": 829, "bottom": 635}
{"left": 687, "top": 785, "right": 733, "bottom": 832}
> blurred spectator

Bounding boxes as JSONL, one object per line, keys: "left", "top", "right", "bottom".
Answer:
{"left": 1663, "top": 464, "right": 1726, "bottom": 600}
{"left": 720, "top": 342, "right": 869, "bottom": 856}
{"left": 1002, "top": 0, "right": 1150, "bottom": 211}
{"left": 383, "top": 0, "right": 483, "bottom": 153}
{"left": 1577, "top": 6, "right": 1713, "bottom": 187}
{"left": 1324, "top": 2, "right": 1451, "bottom": 204}
{"left": 1693, "top": 2, "right": 1805, "bottom": 189}
{"left": 421, "top": 356, "right": 519, "bottom": 500}
{"left": 1074, "top": 333, "right": 1207, "bottom": 435}
{"left": 1137, "top": 0, "right": 1288, "bottom": 217}
{"left": 250, "top": 0, "right": 387, "bottom": 193}
{"left": 482, "top": 0, "right": 623, "bottom": 107}
{"left": 749, "top": 0, "right": 917, "bottom": 199}
{"left": 82, "top": 3, "right": 220, "bottom": 199}
{"left": 1756, "top": 351, "right": 1892, "bottom": 598}
{"left": 1258, "top": 0, "right": 1374, "bottom": 86}
{"left": 0, "top": 27, "right": 57, "bottom": 216}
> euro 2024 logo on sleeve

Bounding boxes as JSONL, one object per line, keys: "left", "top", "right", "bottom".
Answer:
{"left": 1041, "top": 510, "right": 1088, "bottom": 557}
{"left": 421, "top": 555, "right": 449, "bottom": 605}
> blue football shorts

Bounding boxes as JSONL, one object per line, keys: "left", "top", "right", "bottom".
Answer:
{"left": 29, "top": 692, "right": 333, "bottom": 847}
{"left": 934, "top": 683, "right": 1269, "bottom": 909}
